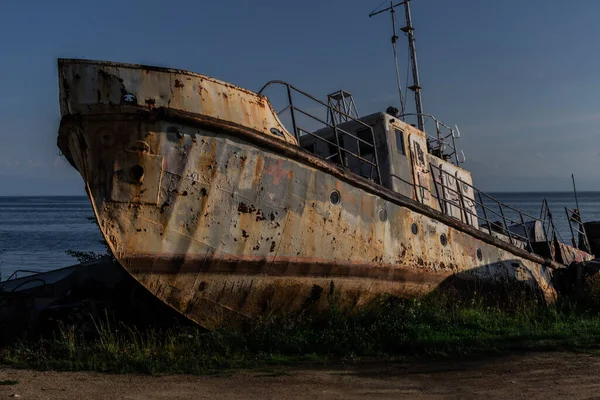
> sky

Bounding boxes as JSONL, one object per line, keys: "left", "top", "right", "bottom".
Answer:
{"left": 1, "top": 0, "right": 599, "bottom": 195}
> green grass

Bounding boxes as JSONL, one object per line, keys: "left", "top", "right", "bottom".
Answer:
{"left": 3, "top": 294, "right": 600, "bottom": 374}
{"left": 0, "top": 380, "right": 19, "bottom": 385}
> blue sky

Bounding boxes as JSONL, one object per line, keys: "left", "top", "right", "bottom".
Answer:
{"left": 1, "top": 0, "right": 599, "bottom": 195}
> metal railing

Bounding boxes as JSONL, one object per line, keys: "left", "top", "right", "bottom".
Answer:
{"left": 565, "top": 207, "right": 591, "bottom": 253}
{"left": 539, "top": 199, "right": 560, "bottom": 256}
{"left": 257, "top": 81, "right": 576, "bottom": 261}
{"left": 429, "top": 163, "right": 561, "bottom": 255}
{"left": 401, "top": 113, "right": 464, "bottom": 167}
{"left": 259, "top": 80, "right": 382, "bottom": 184}
{"left": 3, "top": 269, "right": 42, "bottom": 282}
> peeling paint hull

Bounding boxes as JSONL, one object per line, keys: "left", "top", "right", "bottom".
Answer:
{"left": 57, "top": 59, "right": 561, "bottom": 329}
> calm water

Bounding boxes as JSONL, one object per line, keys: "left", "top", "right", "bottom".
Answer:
{"left": 0, "top": 196, "right": 105, "bottom": 279}
{"left": 0, "top": 193, "right": 599, "bottom": 278}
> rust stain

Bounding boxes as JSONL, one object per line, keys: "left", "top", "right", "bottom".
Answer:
{"left": 56, "top": 58, "right": 566, "bottom": 331}
{"left": 145, "top": 98, "right": 156, "bottom": 109}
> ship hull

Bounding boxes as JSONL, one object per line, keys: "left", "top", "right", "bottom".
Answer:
{"left": 57, "top": 60, "right": 559, "bottom": 329}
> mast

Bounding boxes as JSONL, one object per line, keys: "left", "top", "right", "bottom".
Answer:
{"left": 402, "top": 0, "right": 425, "bottom": 131}
{"left": 369, "top": 0, "right": 425, "bottom": 131}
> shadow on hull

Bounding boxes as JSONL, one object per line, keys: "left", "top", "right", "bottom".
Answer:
{"left": 0, "top": 255, "right": 553, "bottom": 340}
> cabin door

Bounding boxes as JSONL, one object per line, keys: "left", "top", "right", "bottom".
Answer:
{"left": 408, "top": 134, "right": 431, "bottom": 206}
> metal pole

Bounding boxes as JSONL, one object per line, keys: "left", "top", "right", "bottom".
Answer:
{"left": 566, "top": 208, "right": 577, "bottom": 248}
{"left": 477, "top": 191, "right": 492, "bottom": 235}
{"left": 572, "top": 173, "right": 581, "bottom": 213}
{"left": 390, "top": 2, "right": 405, "bottom": 117}
{"left": 518, "top": 211, "right": 532, "bottom": 252}
{"left": 286, "top": 85, "right": 299, "bottom": 141}
{"left": 403, "top": 0, "right": 425, "bottom": 132}
{"left": 498, "top": 205, "right": 514, "bottom": 246}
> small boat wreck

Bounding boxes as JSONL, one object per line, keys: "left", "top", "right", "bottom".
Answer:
{"left": 56, "top": 2, "right": 593, "bottom": 329}
{"left": 0, "top": 258, "right": 192, "bottom": 338}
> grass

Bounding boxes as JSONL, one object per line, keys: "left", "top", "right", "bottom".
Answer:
{"left": 3, "top": 292, "right": 600, "bottom": 375}
{"left": 0, "top": 380, "right": 18, "bottom": 386}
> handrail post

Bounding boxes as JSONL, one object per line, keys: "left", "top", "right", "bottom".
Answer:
{"left": 546, "top": 204, "right": 556, "bottom": 260}
{"left": 580, "top": 222, "right": 591, "bottom": 254}
{"left": 450, "top": 129, "right": 460, "bottom": 165}
{"left": 498, "top": 204, "right": 514, "bottom": 246}
{"left": 565, "top": 208, "right": 578, "bottom": 248}
{"left": 371, "top": 128, "right": 382, "bottom": 184}
{"left": 286, "top": 85, "right": 299, "bottom": 141}
{"left": 477, "top": 191, "right": 492, "bottom": 235}
{"left": 328, "top": 109, "right": 344, "bottom": 168}
{"left": 519, "top": 211, "right": 532, "bottom": 252}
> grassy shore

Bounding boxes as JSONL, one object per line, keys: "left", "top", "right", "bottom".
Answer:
{"left": 2, "top": 291, "right": 600, "bottom": 374}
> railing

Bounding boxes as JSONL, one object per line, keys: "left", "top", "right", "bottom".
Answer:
{"left": 540, "top": 199, "right": 560, "bottom": 256}
{"left": 3, "top": 269, "right": 42, "bottom": 282}
{"left": 259, "top": 80, "right": 382, "bottom": 184}
{"left": 401, "top": 113, "right": 464, "bottom": 167}
{"left": 257, "top": 81, "right": 575, "bottom": 261}
{"left": 565, "top": 207, "right": 591, "bottom": 253}
{"left": 429, "top": 163, "right": 560, "bottom": 255}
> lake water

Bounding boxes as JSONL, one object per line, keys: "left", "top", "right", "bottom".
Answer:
{"left": 0, "top": 196, "right": 105, "bottom": 279}
{"left": 0, "top": 192, "right": 598, "bottom": 278}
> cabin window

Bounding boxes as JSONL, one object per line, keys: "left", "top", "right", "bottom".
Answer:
{"left": 395, "top": 129, "right": 406, "bottom": 155}
{"left": 356, "top": 128, "right": 374, "bottom": 159}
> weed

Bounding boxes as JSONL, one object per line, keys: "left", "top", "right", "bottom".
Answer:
{"left": 3, "top": 293, "right": 600, "bottom": 374}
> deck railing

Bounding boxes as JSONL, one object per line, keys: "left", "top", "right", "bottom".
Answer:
{"left": 258, "top": 81, "right": 579, "bottom": 261}
{"left": 428, "top": 163, "right": 565, "bottom": 256}
{"left": 259, "top": 80, "right": 382, "bottom": 184}
{"left": 401, "top": 113, "right": 464, "bottom": 167}
{"left": 565, "top": 207, "right": 591, "bottom": 253}
{"left": 539, "top": 199, "right": 560, "bottom": 256}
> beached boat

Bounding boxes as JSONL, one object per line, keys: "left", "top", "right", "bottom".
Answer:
{"left": 55, "top": 4, "right": 593, "bottom": 329}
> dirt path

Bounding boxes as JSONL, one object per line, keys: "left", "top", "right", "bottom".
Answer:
{"left": 1, "top": 351, "right": 600, "bottom": 399}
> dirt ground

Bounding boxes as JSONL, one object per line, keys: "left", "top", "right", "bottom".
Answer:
{"left": 1, "top": 351, "right": 600, "bottom": 399}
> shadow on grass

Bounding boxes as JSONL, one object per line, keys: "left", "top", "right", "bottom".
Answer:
{"left": 3, "top": 287, "right": 600, "bottom": 375}
{"left": 4, "top": 258, "right": 600, "bottom": 375}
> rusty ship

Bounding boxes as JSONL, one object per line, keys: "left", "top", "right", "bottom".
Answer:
{"left": 56, "top": 2, "right": 594, "bottom": 329}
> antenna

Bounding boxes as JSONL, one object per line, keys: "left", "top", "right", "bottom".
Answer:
{"left": 369, "top": 0, "right": 425, "bottom": 132}
{"left": 369, "top": 2, "right": 406, "bottom": 119}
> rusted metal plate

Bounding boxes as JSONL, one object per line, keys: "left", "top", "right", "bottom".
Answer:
{"left": 57, "top": 59, "right": 561, "bottom": 329}
{"left": 58, "top": 59, "right": 297, "bottom": 145}
{"left": 111, "top": 151, "right": 163, "bottom": 204}
{"left": 555, "top": 240, "right": 595, "bottom": 265}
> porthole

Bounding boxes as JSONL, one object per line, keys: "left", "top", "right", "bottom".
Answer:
{"left": 121, "top": 93, "right": 137, "bottom": 105}
{"left": 440, "top": 233, "right": 448, "bottom": 246}
{"left": 411, "top": 223, "right": 418, "bottom": 235}
{"left": 329, "top": 190, "right": 340, "bottom": 205}
{"left": 130, "top": 164, "right": 145, "bottom": 182}
{"left": 476, "top": 248, "right": 483, "bottom": 261}
{"left": 379, "top": 209, "right": 387, "bottom": 222}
